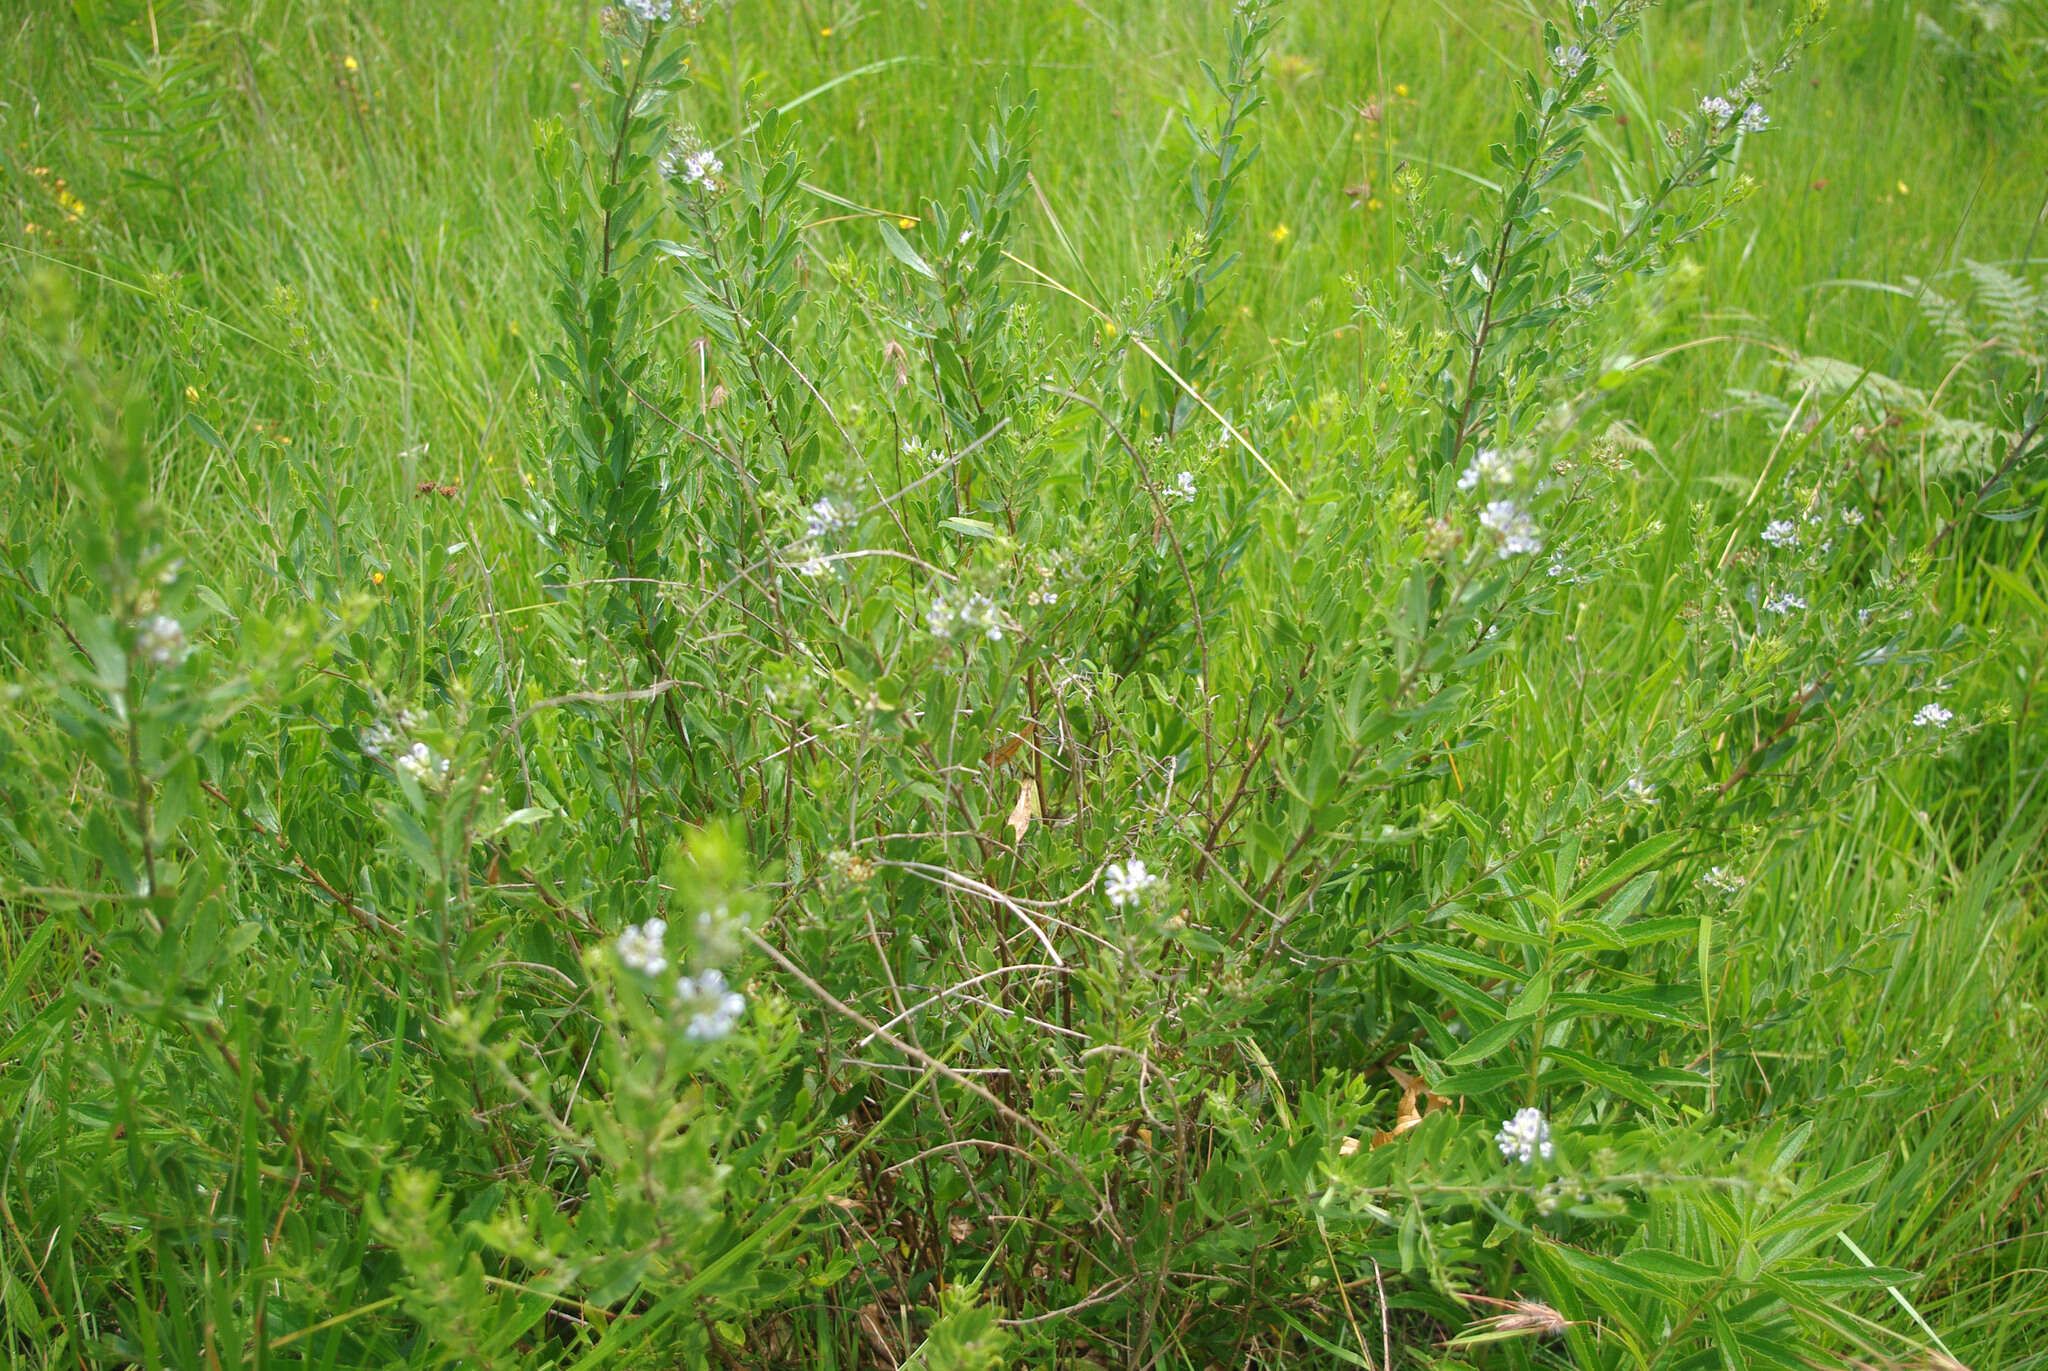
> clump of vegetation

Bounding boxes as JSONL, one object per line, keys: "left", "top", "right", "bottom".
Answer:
{"left": 2, "top": 0, "right": 2043, "bottom": 1367}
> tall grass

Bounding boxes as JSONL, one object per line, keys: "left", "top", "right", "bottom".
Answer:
{"left": 2, "top": 1, "right": 2044, "bottom": 1367}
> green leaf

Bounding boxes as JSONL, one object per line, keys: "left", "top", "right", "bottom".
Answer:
{"left": 1443, "top": 1014, "right": 1533, "bottom": 1067}
{"left": 1561, "top": 830, "right": 1687, "bottom": 915}
{"left": 877, "top": 217, "right": 937, "bottom": 278}
{"left": 1618, "top": 1248, "right": 1721, "bottom": 1284}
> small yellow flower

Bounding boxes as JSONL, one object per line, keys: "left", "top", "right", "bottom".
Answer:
{"left": 1394, "top": 82, "right": 1410, "bottom": 97}
{"left": 1366, "top": 197, "right": 1384, "bottom": 212}
{"left": 23, "top": 222, "right": 38, "bottom": 235}
{"left": 1896, "top": 180, "right": 1910, "bottom": 195}
{"left": 1269, "top": 223, "right": 1291, "bottom": 244}
{"left": 343, "top": 54, "right": 359, "bottom": 71}
{"left": 1102, "top": 319, "right": 1118, "bottom": 336}
{"left": 184, "top": 385, "right": 199, "bottom": 403}
{"left": 819, "top": 25, "right": 833, "bottom": 37}
{"left": 280, "top": 435, "right": 292, "bottom": 445}
{"left": 896, "top": 215, "right": 915, "bottom": 229}
{"left": 372, "top": 571, "right": 385, "bottom": 585}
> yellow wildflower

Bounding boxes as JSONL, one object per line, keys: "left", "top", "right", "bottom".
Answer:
{"left": 1269, "top": 223, "right": 1290, "bottom": 244}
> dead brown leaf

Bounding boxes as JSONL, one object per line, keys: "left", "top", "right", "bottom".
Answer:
{"left": 1006, "top": 780, "right": 1039, "bottom": 843}
{"left": 1371, "top": 1061, "right": 1453, "bottom": 1148}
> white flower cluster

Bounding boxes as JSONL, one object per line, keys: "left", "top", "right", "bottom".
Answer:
{"left": 1701, "top": 866, "right": 1748, "bottom": 896}
{"left": 903, "top": 436, "right": 947, "bottom": 468}
{"left": 135, "top": 615, "right": 189, "bottom": 666}
{"left": 1761, "top": 519, "right": 1800, "bottom": 549}
{"left": 395, "top": 741, "right": 452, "bottom": 784}
{"left": 1495, "top": 1107, "right": 1554, "bottom": 1165}
{"left": 1839, "top": 506, "right": 1866, "bottom": 527}
{"left": 692, "top": 902, "right": 746, "bottom": 966}
{"left": 361, "top": 708, "right": 449, "bottom": 785}
{"left": 927, "top": 591, "right": 1006, "bottom": 642}
{"left": 1700, "top": 94, "right": 1768, "bottom": 133}
{"left": 613, "top": 909, "right": 749, "bottom": 1042}
{"left": 1103, "top": 859, "right": 1162, "bottom": 908}
{"left": 678, "top": 968, "right": 745, "bottom": 1041}
{"left": 659, "top": 134, "right": 722, "bottom": 190}
{"left": 616, "top": 917, "right": 670, "bottom": 976}
{"left": 1551, "top": 44, "right": 1589, "bottom": 77}
{"left": 1026, "top": 551, "right": 1070, "bottom": 608}
{"left": 621, "top": 0, "right": 672, "bottom": 22}
{"left": 1912, "top": 702, "right": 1954, "bottom": 729}
{"left": 1479, "top": 499, "right": 1543, "bottom": 558}
{"left": 1170, "top": 471, "right": 1198, "bottom": 505}
{"left": 1622, "top": 773, "right": 1657, "bottom": 807}
{"left": 805, "top": 496, "right": 850, "bottom": 540}
{"left": 1761, "top": 590, "right": 1807, "bottom": 615}
{"left": 1456, "top": 446, "right": 1519, "bottom": 491}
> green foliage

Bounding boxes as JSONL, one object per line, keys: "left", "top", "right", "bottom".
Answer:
{"left": 2, "top": 1, "right": 2045, "bottom": 1368}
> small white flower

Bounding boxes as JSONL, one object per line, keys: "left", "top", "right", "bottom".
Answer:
{"left": 1103, "top": 859, "right": 1162, "bottom": 908}
{"left": 1171, "top": 471, "right": 1198, "bottom": 504}
{"left": 1702, "top": 866, "right": 1748, "bottom": 896}
{"left": 1912, "top": 702, "right": 1954, "bottom": 729}
{"left": 677, "top": 967, "right": 746, "bottom": 1041}
{"left": 1840, "top": 506, "right": 1865, "bottom": 527}
{"left": 1479, "top": 499, "right": 1542, "bottom": 557}
{"left": 1494, "top": 1107, "right": 1553, "bottom": 1165}
{"left": 795, "top": 556, "right": 832, "bottom": 578}
{"left": 1551, "top": 44, "right": 1588, "bottom": 77}
{"left": 903, "top": 436, "right": 947, "bottom": 468}
{"left": 1762, "top": 591, "right": 1807, "bottom": 614}
{"left": 616, "top": 918, "right": 670, "bottom": 976}
{"left": 359, "top": 722, "right": 396, "bottom": 760}
{"left": 1623, "top": 774, "right": 1657, "bottom": 807}
{"left": 1700, "top": 94, "right": 1737, "bottom": 122}
{"left": 1457, "top": 447, "right": 1518, "bottom": 491}
{"left": 1761, "top": 519, "right": 1800, "bottom": 549}
{"left": 660, "top": 136, "right": 722, "bottom": 188}
{"left": 693, "top": 902, "right": 746, "bottom": 965}
{"left": 621, "top": 0, "right": 673, "bottom": 23}
{"left": 395, "top": 741, "right": 450, "bottom": 784}
{"left": 805, "top": 496, "right": 849, "bottom": 540}
{"left": 1738, "top": 101, "right": 1770, "bottom": 134}
{"left": 135, "top": 615, "right": 188, "bottom": 666}
{"left": 928, "top": 592, "right": 1006, "bottom": 642}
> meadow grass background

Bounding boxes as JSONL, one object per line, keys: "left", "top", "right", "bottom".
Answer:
{"left": 3, "top": 0, "right": 2047, "bottom": 1366}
